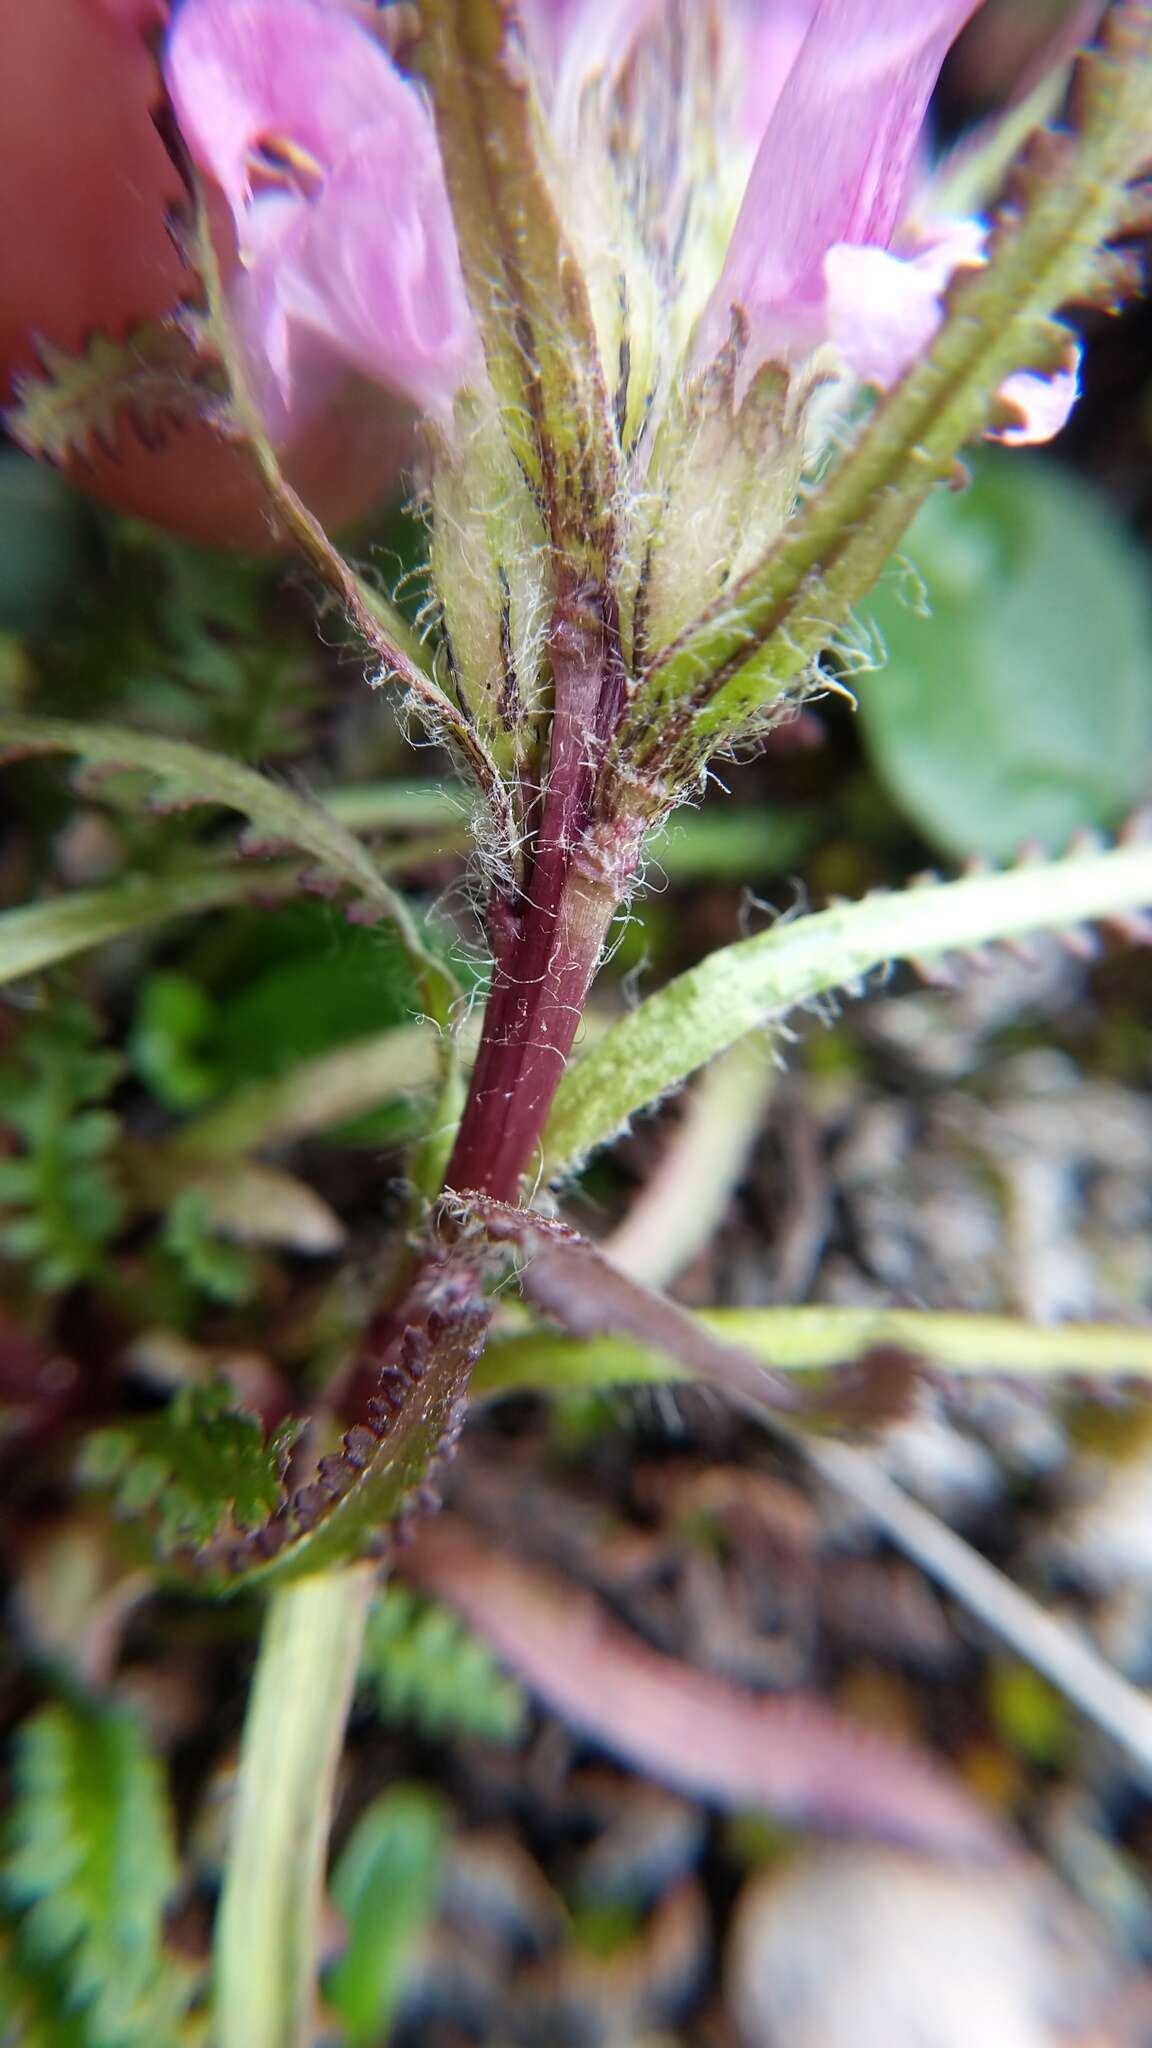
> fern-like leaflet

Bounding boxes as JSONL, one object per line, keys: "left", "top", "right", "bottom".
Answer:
{"left": 1, "top": 1701, "right": 193, "bottom": 2048}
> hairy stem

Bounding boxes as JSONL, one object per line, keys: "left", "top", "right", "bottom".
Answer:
{"left": 215, "top": 1566, "right": 375, "bottom": 2048}
{"left": 446, "top": 579, "right": 633, "bottom": 1199}
{"left": 446, "top": 861, "right": 621, "bottom": 1199}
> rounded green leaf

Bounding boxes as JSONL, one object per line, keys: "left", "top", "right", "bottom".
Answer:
{"left": 860, "top": 453, "right": 1152, "bottom": 859}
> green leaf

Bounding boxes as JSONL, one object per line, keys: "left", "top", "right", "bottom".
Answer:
{"left": 360, "top": 1584, "right": 526, "bottom": 1745}
{"left": 0, "top": 867, "right": 291, "bottom": 991}
{"left": 159, "top": 1191, "right": 258, "bottom": 1306}
{"left": 80, "top": 1266, "right": 487, "bottom": 1592}
{"left": 210, "top": 1276, "right": 488, "bottom": 1593}
{"left": 172, "top": 1024, "right": 439, "bottom": 1158}
{"left": 0, "top": 713, "right": 458, "bottom": 1034}
{"left": 2, "top": 1701, "right": 190, "bottom": 2048}
{"left": 321, "top": 782, "right": 468, "bottom": 835}
{"left": 859, "top": 453, "right": 1152, "bottom": 858}
{"left": 130, "top": 973, "right": 221, "bottom": 1111}
{"left": 652, "top": 805, "right": 824, "bottom": 881}
{"left": 541, "top": 835, "right": 1152, "bottom": 1177}
{"left": 0, "top": 1914, "right": 89, "bottom": 2048}
{"left": 324, "top": 1787, "right": 447, "bottom": 2048}
{"left": 0, "top": 1005, "right": 124, "bottom": 1290}
{"left": 476, "top": 1303, "right": 1152, "bottom": 1399}
{"left": 205, "top": 907, "right": 428, "bottom": 1084}
{"left": 80, "top": 1384, "right": 288, "bottom": 1555}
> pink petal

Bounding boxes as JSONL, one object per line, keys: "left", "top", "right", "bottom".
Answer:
{"left": 991, "top": 356, "right": 1082, "bottom": 446}
{"left": 825, "top": 225, "right": 1081, "bottom": 445}
{"left": 823, "top": 220, "right": 985, "bottom": 386}
{"left": 166, "top": 0, "right": 388, "bottom": 215}
{"left": 733, "top": 0, "right": 820, "bottom": 145}
{"left": 235, "top": 136, "right": 482, "bottom": 429}
{"left": 0, "top": 0, "right": 411, "bottom": 544}
{"left": 165, "top": 0, "right": 479, "bottom": 420}
{"left": 702, "top": 0, "right": 982, "bottom": 365}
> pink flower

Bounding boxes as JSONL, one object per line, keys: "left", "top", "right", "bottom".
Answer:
{"left": 161, "top": 0, "right": 1078, "bottom": 451}
{"left": 0, "top": 0, "right": 414, "bottom": 544}
{"left": 698, "top": 0, "right": 1076, "bottom": 442}
{"left": 0, "top": 0, "right": 1079, "bottom": 557}
{"left": 164, "top": 0, "right": 482, "bottom": 431}
{"left": 733, "top": 0, "right": 831, "bottom": 143}
{"left": 518, "top": 0, "right": 1076, "bottom": 444}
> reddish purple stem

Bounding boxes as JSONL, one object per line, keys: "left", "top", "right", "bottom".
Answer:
{"left": 445, "top": 576, "right": 633, "bottom": 1201}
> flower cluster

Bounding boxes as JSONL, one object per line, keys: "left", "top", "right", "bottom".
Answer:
{"left": 166, "top": 0, "right": 1077, "bottom": 447}
{"left": 0, "top": 0, "right": 1082, "bottom": 548}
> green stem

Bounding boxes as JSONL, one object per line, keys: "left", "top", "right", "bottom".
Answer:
{"left": 215, "top": 1565, "right": 376, "bottom": 2048}
{"left": 475, "top": 1303, "right": 1152, "bottom": 1394}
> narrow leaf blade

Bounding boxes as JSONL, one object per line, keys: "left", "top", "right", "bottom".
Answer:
{"left": 543, "top": 838, "right": 1152, "bottom": 1177}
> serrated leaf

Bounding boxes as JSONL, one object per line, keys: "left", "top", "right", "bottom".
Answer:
{"left": 0, "top": 1003, "right": 125, "bottom": 1290}
{"left": 859, "top": 452, "right": 1152, "bottom": 858}
{"left": 159, "top": 1191, "right": 259, "bottom": 1305}
{"left": 2, "top": 1701, "right": 190, "bottom": 2048}
{"left": 421, "top": 0, "right": 617, "bottom": 565}
{"left": 541, "top": 835, "right": 1152, "bottom": 1178}
{"left": 4, "top": 327, "right": 220, "bottom": 467}
{"left": 188, "top": 1260, "right": 486, "bottom": 1593}
{"left": 79, "top": 1255, "right": 488, "bottom": 1592}
{"left": 80, "top": 1384, "right": 287, "bottom": 1554}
